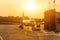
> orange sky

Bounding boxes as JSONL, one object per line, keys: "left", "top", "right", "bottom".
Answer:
{"left": 0, "top": 0, "right": 60, "bottom": 19}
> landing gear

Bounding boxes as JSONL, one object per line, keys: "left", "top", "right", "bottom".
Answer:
{"left": 54, "top": 30, "right": 59, "bottom": 34}
{"left": 32, "top": 25, "right": 40, "bottom": 31}
{"left": 19, "top": 25, "right": 23, "bottom": 29}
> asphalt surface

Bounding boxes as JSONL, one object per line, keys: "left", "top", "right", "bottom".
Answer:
{"left": 0, "top": 25, "right": 60, "bottom": 40}
{"left": 0, "top": 29, "right": 60, "bottom": 40}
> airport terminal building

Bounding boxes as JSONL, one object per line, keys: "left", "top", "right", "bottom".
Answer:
{"left": 44, "top": 9, "right": 60, "bottom": 31}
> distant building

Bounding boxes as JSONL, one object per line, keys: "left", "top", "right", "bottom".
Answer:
{"left": 56, "top": 12, "right": 60, "bottom": 31}
{"left": 56, "top": 12, "right": 60, "bottom": 18}
{"left": 56, "top": 12, "right": 60, "bottom": 22}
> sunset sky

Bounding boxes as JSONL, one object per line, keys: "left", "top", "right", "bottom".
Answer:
{"left": 0, "top": 0, "right": 60, "bottom": 19}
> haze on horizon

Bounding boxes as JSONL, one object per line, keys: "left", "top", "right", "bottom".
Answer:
{"left": 0, "top": 0, "right": 60, "bottom": 19}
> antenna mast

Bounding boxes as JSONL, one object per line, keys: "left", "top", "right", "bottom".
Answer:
{"left": 48, "top": 1, "right": 50, "bottom": 9}
{"left": 53, "top": 0, "right": 55, "bottom": 9}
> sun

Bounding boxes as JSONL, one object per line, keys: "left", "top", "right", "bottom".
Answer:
{"left": 25, "top": 3, "right": 36, "bottom": 11}
{"left": 21, "top": 0, "right": 37, "bottom": 11}
{"left": 21, "top": 0, "right": 45, "bottom": 12}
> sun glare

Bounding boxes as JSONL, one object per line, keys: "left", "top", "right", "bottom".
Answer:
{"left": 21, "top": 0, "right": 37, "bottom": 11}
{"left": 20, "top": 0, "right": 46, "bottom": 18}
{"left": 25, "top": 3, "right": 36, "bottom": 11}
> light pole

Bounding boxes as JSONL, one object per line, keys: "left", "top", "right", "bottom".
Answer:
{"left": 22, "top": 12, "right": 24, "bottom": 20}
